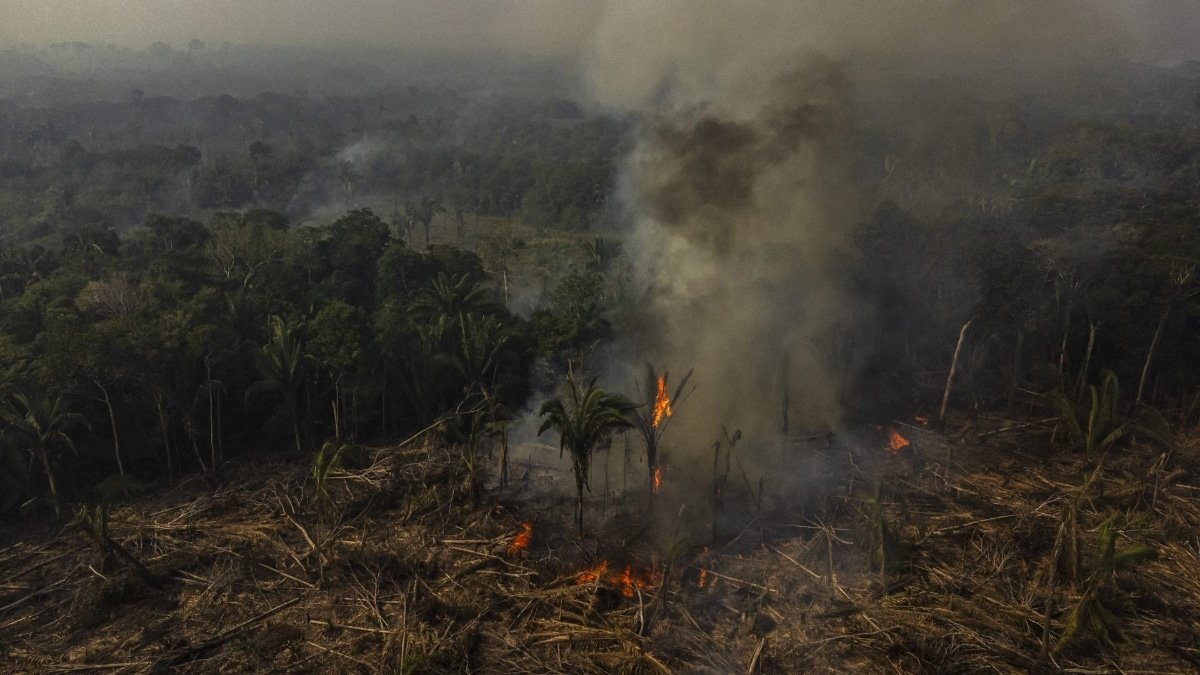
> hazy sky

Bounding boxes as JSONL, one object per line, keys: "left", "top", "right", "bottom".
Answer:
{"left": 0, "top": 1, "right": 604, "bottom": 54}
{"left": 1, "top": 1, "right": 1199, "bottom": 65}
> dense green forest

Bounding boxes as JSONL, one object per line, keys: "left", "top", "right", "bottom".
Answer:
{"left": 2, "top": 43, "right": 1200, "bottom": 518}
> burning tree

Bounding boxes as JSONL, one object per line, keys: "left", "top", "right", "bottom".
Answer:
{"left": 538, "top": 372, "right": 635, "bottom": 535}
{"left": 628, "top": 364, "right": 693, "bottom": 497}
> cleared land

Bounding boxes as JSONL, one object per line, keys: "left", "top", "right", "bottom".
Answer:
{"left": 1, "top": 417, "right": 1197, "bottom": 673}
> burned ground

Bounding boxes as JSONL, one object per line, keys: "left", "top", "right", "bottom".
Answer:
{"left": 1, "top": 414, "right": 1198, "bottom": 674}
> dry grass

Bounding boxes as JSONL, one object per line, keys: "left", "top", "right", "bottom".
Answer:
{"left": 1, "top": 419, "right": 1199, "bottom": 673}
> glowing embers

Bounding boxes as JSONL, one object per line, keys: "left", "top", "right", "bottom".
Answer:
{"left": 507, "top": 521, "right": 533, "bottom": 555}
{"left": 885, "top": 428, "right": 910, "bottom": 455}
{"left": 651, "top": 375, "right": 673, "bottom": 428}
{"left": 573, "top": 560, "right": 661, "bottom": 598}
{"left": 652, "top": 465, "right": 663, "bottom": 494}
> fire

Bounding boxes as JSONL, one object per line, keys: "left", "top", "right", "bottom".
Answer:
{"left": 652, "top": 465, "right": 663, "bottom": 494}
{"left": 616, "top": 563, "right": 661, "bottom": 598}
{"left": 618, "top": 565, "right": 635, "bottom": 597}
{"left": 575, "top": 560, "right": 608, "bottom": 585}
{"left": 506, "top": 521, "right": 533, "bottom": 555}
{"left": 697, "top": 567, "right": 708, "bottom": 588}
{"left": 651, "top": 375, "right": 673, "bottom": 428}
{"left": 572, "top": 560, "right": 660, "bottom": 598}
{"left": 885, "top": 428, "right": 910, "bottom": 455}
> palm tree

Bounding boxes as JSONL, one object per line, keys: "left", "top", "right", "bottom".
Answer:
{"left": 451, "top": 313, "right": 509, "bottom": 394}
{"left": 247, "top": 315, "right": 313, "bottom": 453}
{"left": 405, "top": 195, "right": 445, "bottom": 249}
{"left": 337, "top": 160, "right": 362, "bottom": 209}
{"left": 538, "top": 372, "right": 634, "bottom": 535}
{"left": 410, "top": 273, "right": 494, "bottom": 330}
{"left": 627, "top": 364, "right": 693, "bottom": 494}
{"left": 450, "top": 314, "right": 514, "bottom": 490}
{"left": 0, "top": 390, "right": 91, "bottom": 515}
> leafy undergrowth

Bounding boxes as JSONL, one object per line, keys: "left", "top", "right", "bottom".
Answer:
{"left": 2, "top": 421, "right": 1200, "bottom": 673}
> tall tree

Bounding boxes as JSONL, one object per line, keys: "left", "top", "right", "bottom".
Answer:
{"left": 0, "top": 390, "right": 90, "bottom": 515}
{"left": 248, "top": 315, "right": 312, "bottom": 453}
{"left": 627, "top": 364, "right": 693, "bottom": 496}
{"left": 405, "top": 195, "right": 445, "bottom": 249}
{"left": 538, "top": 372, "right": 634, "bottom": 535}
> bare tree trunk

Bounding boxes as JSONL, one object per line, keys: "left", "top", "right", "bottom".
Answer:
{"left": 37, "top": 447, "right": 60, "bottom": 516}
{"left": 216, "top": 388, "right": 223, "bottom": 465}
{"left": 1058, "top": 297, "right": 1073, "bottom": 384}
{"left": 204, "top": 356, "right": 218, "bottom": 471}
{"left": 575, "top": 473, "right": 585, "bottom": 536}
{"left": 1137, "top": 307, "right": 1170, "bottom": 405}
{"left": 1075, "top": 321, "right": 1097, "bottom": 401}
{"left": 498, "top": 428, "right": 509, "bottom": 487}
{"left": 712, "top": 440, "right": 722, "bottom": 545}
{"left": 621, "top": 433, "right": 628, "bottom": 506}
{"left": 95, "top": 379, "right": 123, "bottom": 476}
{"left": 381, "top": 372, "right": 388, "bottom": 440}
{"left": 155, "top": 394, "right": 174, "bottom": 482}
{"left": 187, "top": 416, "right": 208, "bottom": 474}
{"left": 939, "top": 319, "right": 973, "bottom": 426}
{"left": 332, "top": 377, "right": 341, "bottom": 441}
{"left": 208, "top": 382, "right": 217, "bottom": 469}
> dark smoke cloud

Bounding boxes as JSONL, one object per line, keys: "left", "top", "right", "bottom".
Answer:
{"left": 617, "top": 59, "right": 861, "bottom": 446}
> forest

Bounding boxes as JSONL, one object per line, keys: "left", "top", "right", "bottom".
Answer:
{"left": 2, "top": 29, "right": 1200, "bottom": 673}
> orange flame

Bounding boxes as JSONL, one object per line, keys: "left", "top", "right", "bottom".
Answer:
{"left": 617, "top": 563, "right": 661, "bottom": 598}
{"left": 652, "top": 465, "right": 663, "bottom": 494}
{"left": 572, "top": 560, "right": 659, "bottom": 597}
{"left": 652, "top": 375, "right": 673, "bottom": 428}
{"left": 697, "top": 567, "right": 708, "bottom": 588}
{"left": 885, "top": 428, "right": 910, "bottom": 455}
{"left": 575, "top": 561, "right": 608, "bottom": 585}
{"left": 618, "top": 565, "right": 635, "bottom": 597}
{"left": 507, "top": 521, "right": 533, "bottom": 555}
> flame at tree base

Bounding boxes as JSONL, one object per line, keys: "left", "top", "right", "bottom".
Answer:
{"left": 652, "top": 465, "right": 663, "bottom": 494}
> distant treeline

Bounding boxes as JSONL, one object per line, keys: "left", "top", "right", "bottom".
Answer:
{"left": 0, "top": 80, "right": 629, "bottom": 237}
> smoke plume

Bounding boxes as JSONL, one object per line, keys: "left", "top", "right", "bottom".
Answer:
{"left": 584, "top": 1, "right": 1149, "bottom": 451}
{"left": 621, "top": 62, "right": 861, "bottom": 440}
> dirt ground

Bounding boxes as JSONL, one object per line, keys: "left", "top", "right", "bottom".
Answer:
{"left": 2, "top": 415, "right": 1198, "bottom": 674}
